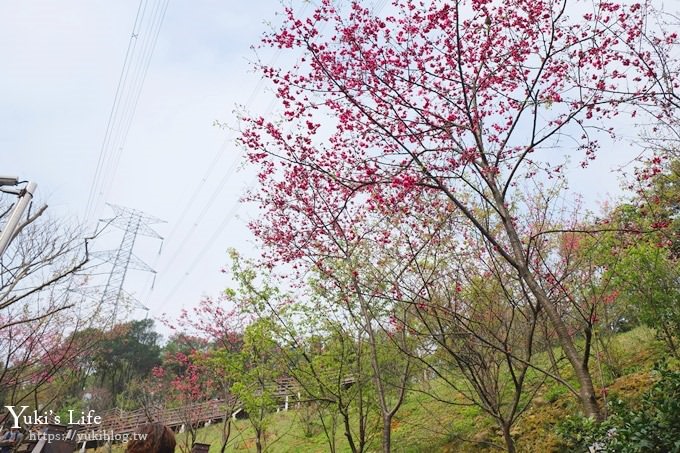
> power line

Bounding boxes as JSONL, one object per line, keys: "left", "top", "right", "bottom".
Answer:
{"left": 99, "top": 0, "right": 171, "bottom": 203}
{"left": 145, "top": 96, "right": 283, "bottom": 311}
{"left": 154, "top": 176, "right": 256, "bottom": 313}
{"left": 155, "top": 148, "right": 242, "bottom": 278}
{"left": 156, "top": 53, "right": 281, "bottom": 251}
{"left": 85, "top": 0, "right": 147, "bottom": 221}
{"left": 147, "top": 0, "right": 391, "bottom": 316}
{"left": 85, "top": 0, "right": 170, "bottom": 223}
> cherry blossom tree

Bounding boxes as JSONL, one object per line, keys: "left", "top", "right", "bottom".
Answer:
{"left": 162, "top": 252, "right": 290, "bottom": 453}
{"left": 0, "top": 308, "right": 92, "bottom": 412}
{"left": 168, "top": 352, "right": 213, "bottom": 453}
{"left": 162, "top": 295, "right": 245, "bottom": 453}
{"left": 0, "top": 192, "right": 106, "bottom": 419}
{"left": 241, "top": 0, "right": 679, "bottom": 419}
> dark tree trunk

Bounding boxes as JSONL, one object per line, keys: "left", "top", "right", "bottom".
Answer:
{"left": 501, "top": 423, "right": 516, "bottom": 453}
{"left": 219, "top": 416, "right": 231, "bottom": 453}
{"left": 341, "top": 408, "right": 358, "bottom": 453}
{"left": 255, "top": 427, "right": 263, "bottom": 453}
{"left": 382, "top": 416, "right": 392, "bottom": 453}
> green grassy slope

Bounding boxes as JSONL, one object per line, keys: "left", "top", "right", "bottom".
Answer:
{"left": 100, "top": 327, "right": 672, "bottom": 452}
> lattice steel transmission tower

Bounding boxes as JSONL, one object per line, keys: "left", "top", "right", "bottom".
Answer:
{"left": 93, "top": 204, "right": 164, "bottom": 323}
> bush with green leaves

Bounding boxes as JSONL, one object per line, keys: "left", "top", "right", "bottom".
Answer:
{"left": 557, "top": 362, "right": 680, "bottom": 452}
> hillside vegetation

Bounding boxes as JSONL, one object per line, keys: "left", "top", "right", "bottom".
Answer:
{"left": 101, "top": 326, "right": 675, "bottom": 452}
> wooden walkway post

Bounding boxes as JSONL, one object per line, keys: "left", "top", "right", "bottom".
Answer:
{"left": 191, "top": 442, "right": 210, "bottom": 453}
{"left": 32, "top": 423, "right": 76, "bottom": 453}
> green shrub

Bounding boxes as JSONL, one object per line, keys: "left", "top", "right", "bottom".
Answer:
{"left": 557, "top": 362, "right": 680, "bottom": 452}
{"left": 544, "top": 385, "right": 568, "bottom": 404}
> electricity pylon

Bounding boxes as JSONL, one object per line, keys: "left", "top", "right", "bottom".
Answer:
{"left": 93, "top": 204, "right": 164, "bottom": 324}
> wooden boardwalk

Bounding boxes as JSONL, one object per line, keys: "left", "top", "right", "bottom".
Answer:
{"left": 2, "top": 373, "right": 357, "bottom": 450}
{"left": 82, "top": 374, "right": 355, "bottom": 436}
{"left": 84, "top": 398, "right": 239, "bottom": 436}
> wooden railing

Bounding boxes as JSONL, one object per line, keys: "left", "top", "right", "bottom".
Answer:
{"left": 84, "top": 373, "right": 356, "bottom": 435}
{"left": 2, "top": 372, "right": 358, "bottom": 444}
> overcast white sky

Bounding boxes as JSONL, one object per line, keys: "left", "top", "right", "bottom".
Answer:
{"left": 1, "top": 0, "right": 651, "bottom": 335}
{"left": 0, "top": 0, "right": 293, "bottom": 329}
